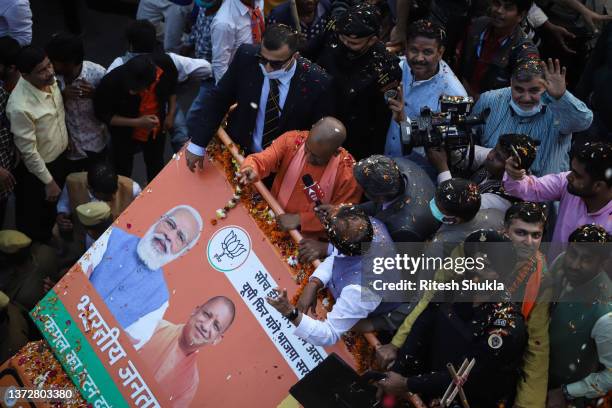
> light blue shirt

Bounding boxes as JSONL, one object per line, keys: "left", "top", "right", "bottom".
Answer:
{"left": 384, "top": 58, "right": 467, "bottom": 157}
{"left": 472, "top": 87, "right": 593, "bottom": 176}
{"left": 0, "top": 0, "right": 32, "bottom": 46}
{"left": 251, "top": 61, "right": 297, "bottom": 152}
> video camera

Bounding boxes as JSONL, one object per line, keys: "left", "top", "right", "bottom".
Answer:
{"left": 399, "top": 95, "right": 489, "bottom": 152}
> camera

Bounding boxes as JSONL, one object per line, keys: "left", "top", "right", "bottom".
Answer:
{"left": 399, "top": 95, "right": 489, "bottom": 151}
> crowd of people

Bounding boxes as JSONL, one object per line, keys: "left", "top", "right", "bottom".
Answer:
{"left": 0, "top": 0, "right": 611, "bottom": 406}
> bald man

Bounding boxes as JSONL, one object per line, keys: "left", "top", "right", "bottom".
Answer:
{"left": 240, "top": 117, "right": 362, "bottom": 237}
{"left": 139, "top": 296, "right": 236, "bottom": 408}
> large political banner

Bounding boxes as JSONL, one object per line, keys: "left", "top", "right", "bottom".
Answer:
{"left": 30, "top": 149, "right": 354, "bottom": 408}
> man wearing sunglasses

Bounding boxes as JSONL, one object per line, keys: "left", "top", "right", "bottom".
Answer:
{"left": 186, "top": 24, "right": 334, "bottom": 172}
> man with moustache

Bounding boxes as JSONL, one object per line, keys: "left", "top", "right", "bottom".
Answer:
{"left": 79, "top": 205, "right": 203, "bottom": 349}
{"left": 139, "top": 296, "right": 236, "bottom": 407}
{"left": 6, "top": 46, "right": 70, "bottom": 242}
{"left": 385, "top": 19, "right": 466, "bottom": 160}
{"left": 472, "top": 58, "right": 592, "bottom": 177}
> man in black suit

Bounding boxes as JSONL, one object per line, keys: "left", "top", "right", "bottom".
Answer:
{"left": 185, "top": 24, "right": 334, "bottom": 172}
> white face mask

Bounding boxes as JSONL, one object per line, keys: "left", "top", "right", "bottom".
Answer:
{"left": 258, "top": 61, "right": 294, "bottom": 80}
{"left": 509, "top": 98, "right": 543, "bottom": 117}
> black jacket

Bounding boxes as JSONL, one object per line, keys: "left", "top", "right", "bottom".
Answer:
{"left": 359, "top": 158, "right": 439, "bottom": 241}
{"left": 188, "top": 44, "right": 334, "bottom": 154}
{"left": 93, "top": 53, "right": 178, "bottom": 140}
{"left": 317, "top": 35, "right": 401, "bottom": 161}
{"left": 393, "top": 301, "right": 527, "bottom": 407}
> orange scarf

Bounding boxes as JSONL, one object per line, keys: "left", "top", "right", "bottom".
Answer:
{"left": 276, "top": 140, "right": 342, "bottom": 209}
{"left": 508, "top": 251, "right": 543, "bottom": 319}
{"left": 133, "top": 66, "right": 164, "bottom": 142}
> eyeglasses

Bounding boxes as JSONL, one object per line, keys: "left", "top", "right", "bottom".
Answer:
{"left": 257, "top": 53, "right": 293, "bottom": 70}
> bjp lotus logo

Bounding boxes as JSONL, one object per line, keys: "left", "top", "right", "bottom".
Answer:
{"left": 214, "top": 230, "right": 247, "bottom": 262}
{"left": 208, "top": 226, "right": 251, "bottom": 272}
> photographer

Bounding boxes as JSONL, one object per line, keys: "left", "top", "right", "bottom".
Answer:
{"left": 353, "top": 155, "right": 439, "bottom": 242}
{"left": 430, "top": 178, "right": 505, "bottom": 247}
{"left": 471, "top": 58, "right": 592, "bottom": 176}
{"left": 426, "top": 133, "right": 538, "bottom": 211}
{"left": 385, "top": 19, "right": 466, "bottom": 165}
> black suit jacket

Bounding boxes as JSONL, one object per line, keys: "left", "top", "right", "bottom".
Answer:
{"left": 188, "top": 44, "right": 334, "bottom": 153}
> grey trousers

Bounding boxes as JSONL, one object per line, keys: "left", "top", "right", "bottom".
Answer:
{"left": 136, "top": 0, "right": 193, "bottom": 52}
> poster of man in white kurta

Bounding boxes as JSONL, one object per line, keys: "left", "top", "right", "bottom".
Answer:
{"left": 79, "top": 205, "right": 203, "bottom": 349}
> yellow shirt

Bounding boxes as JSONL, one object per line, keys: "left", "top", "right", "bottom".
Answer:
{"left": 6, "top": 77, "right": 68, "bottom": 184}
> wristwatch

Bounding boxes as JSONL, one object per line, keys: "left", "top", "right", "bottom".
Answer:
{"left": 562, "top": 385, "right": 575, "bottom": 401}
{"left": 285, "top": 308, "right": 299, "bottom": 322}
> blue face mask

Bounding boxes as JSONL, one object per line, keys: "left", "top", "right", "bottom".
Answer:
{"left": 429, "top": 198, "right": 457, "bottom": 225}
{"left": 509, "top": 98, "right": 543, "bottom": 117}
{"left": 195, "top": 0, "right": 219, "bottom": 8}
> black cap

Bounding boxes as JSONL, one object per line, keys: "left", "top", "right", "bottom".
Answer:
{"left": 335, "top": 3, "right": 380, "bottom": 38}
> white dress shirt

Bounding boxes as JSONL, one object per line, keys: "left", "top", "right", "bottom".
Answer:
{"left": 210, "top": 0, "right": 264, "bottom": 82}
{"left": 107, "top": 52, "right": 212, "bottom": 83}
{"left": 293, "top": 252, "right": 382, "bottom": 347}
{"left": 186, "top": 59, "right": 297, "bottom": 156}
{"left": 78, "top": 227, "right": 168, "bottom": 351}
{"left": 251, "top": 61, "right": 296, "bottom": 152}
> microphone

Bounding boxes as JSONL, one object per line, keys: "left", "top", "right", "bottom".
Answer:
{"left": 302, "top": 174, "right": 324, "bottom": 207}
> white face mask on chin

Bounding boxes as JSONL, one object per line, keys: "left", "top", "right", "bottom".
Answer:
{"left": 509, "top": 98, "right": 543, "bottom": 117}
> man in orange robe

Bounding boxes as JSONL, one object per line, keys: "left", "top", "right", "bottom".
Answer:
{"left": 138, "top": 296, "right": 236, "bottom": 407}
{"left": 240, "top": 116, "right": 362, "bottom": 251}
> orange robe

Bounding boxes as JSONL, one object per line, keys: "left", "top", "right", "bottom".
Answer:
{"left": 138, "top": 321, "right": 199, "bottom": 408}
{"left": 242, "top": 131, "right": 363, "bottom": 236}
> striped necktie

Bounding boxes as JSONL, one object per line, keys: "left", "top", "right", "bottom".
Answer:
{"left": 262, "top": 78, "right": 281, "bottom": 148}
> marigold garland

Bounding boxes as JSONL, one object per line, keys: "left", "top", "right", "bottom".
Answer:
{"left": 11, "top": 341, "right": 88, "bottom": 407}
{"left": 207, "top": 137, "right": 376, "bottom": 371}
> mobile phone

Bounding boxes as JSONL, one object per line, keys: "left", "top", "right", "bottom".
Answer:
{"left": 384, "top": 89, "right": 399, "bottom": 104}
{"left": 359, "top": 371, "right": 388, "bottom": 383}
{"left": 510, "top": 145, "right": 522, "bottom": 168}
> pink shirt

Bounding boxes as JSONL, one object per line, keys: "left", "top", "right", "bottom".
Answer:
{"left": 503, "top": 172, "right": 612, "bottom": 244}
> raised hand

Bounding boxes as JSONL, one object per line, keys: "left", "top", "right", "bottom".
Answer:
{"left": 541, "top": 58, "right": 567, "bottom": 100}
{"left": 505, "top": 156, "right": 526, "bottom": 181}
